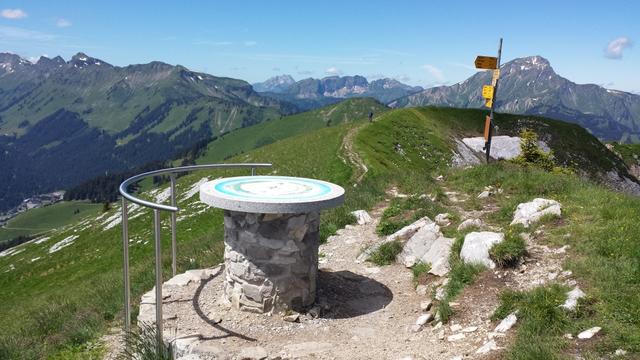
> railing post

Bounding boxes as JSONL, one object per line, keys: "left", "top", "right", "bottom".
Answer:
{"left": 153, "top": 209, "right": 163, "bottom": 352}
{"left": 121, "top": 198, "right": 131, "bottom": 334}
{"left": 170, "top": 175, "right": 177, "bottom": 277}
{"left": 251, "top": 167, "right": 256, "bottom": 176}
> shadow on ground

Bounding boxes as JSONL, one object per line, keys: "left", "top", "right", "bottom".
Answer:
{"left": 317, "top": 270, "right": 393, "bottom": 319}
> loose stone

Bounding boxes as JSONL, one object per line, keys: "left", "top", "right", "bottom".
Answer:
{"left": 577, "top": 326, "right": 601, "bottom": 339}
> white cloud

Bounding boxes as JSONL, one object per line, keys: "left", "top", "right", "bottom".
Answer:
{"left": 1, "top": 9, "right": 27, "bottom": 19}
{"left": 244, "top": 40, "right": 257, "bottom": 46}
{"left": 56, "top": 18, "right": 72, "bottom": 28}
{"left": 421, "top": 64, "right": 445, "bottom": 81}
{"left": 604, "top": 37, "right": 632, "bottom": 59}
{"left": 325, "top": 67, "right": 342, "bottom": 76}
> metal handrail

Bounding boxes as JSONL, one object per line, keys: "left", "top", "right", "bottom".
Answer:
{"left": 119, "top": 163, "right": 272, "bottom": 351}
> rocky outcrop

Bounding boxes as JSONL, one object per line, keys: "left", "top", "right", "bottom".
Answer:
{"left": 511, "top": 198, "right": 562, "bottom": 228}
{"left": 460, "top": 232, "right": 505, "bottom": 268}
{"left": 461, "top": 136, "right": 551, "bottom": 160}
{"left": 396, "top": 223, "right": 454, "bottom": 276}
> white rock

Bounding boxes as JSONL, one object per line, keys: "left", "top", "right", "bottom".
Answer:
{"left": 460, "top": 231, "right": 505, "bottom": 268}
{"left": 420, "top": 300, "right": 432, "bottom": 311}
{"left": 494, "top": 312, "right": 518, "bottom": 332}
{"left": 435, "top": 213, "right": 451, "bottom": 226}
{"left": 476, "top": 340, "right": 498, "bottom": 354}
{"left": 457, "top": 218, "right": 482, "bottom": 231}
{"left": 351, "top": 210, "right": 373, "bottom": 225}
{"left": 462, "top": 326, "right": 478, "bottom": 333}
{"left": 615, "top": 349, "right": 627, "bottom": 356}
{"left": 511, "top": 198, "right": 562, "bottom": 228}
{"left": 396, "top": 223, "right": 454, "bottom": 276}
{"left": 388, "top": 216, "right": 434, "bottom": 242}
{"left": 447, "top": 333, "right": 466, "bottom": 342}
{"left": 397, "top": 223, "right": 441, "bottom": 267}
{"left": 561, "top": 287, "right": 586, "bottom": 311}
{"left": 462, "top": 136, "right": 550, "bottom": 160}
{"left": 577, "top": 326, "right": 601, "bottom": 339}
{"left": 358, "top": 217, "right": 434, "bottom": 263}
{"left": 416, "top": 313, "right": 433, "bottom": 326}
{"left": 477, "top": 190, "right": 491, "bottom": 199}
{"left": 450, "top": 324, "right": 463, "bottom": 332}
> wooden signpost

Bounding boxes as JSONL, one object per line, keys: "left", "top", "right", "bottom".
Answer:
{"left": 474, "top": 38, "right": 503, "bottom": 162}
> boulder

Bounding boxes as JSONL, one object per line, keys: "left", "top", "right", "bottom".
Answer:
{"left": 351, "top": 210, "right": 372, "bottom": 225}
{"left": 357, "top": 217, "right": 433, "bottom": 263}
{"left": 511, "top": 198, "right": 562, "bottom": 228}
{"left": 397, "top": 223, "right": 441, "bottom": 267}
{"left": 460, "top": 232, "right": 505, "bottom": 268}
{"left": 396, "top": 223, "right": 453, "bottom": 276}
{"left": 457, "top": 218, "right": 482, "bottom": 231}
{"left": 462, "top": 136, "right": 550, "bottom": 160}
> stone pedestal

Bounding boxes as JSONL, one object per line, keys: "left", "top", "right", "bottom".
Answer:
{"left": 222, "top": 210, "right": 320, "bottom": 313}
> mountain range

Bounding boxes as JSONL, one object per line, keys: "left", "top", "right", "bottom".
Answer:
{"left": 390, "top": 56, "right": 640, "bottom": 142}
{"left": 253, "top": 75, "right": 423, "bottom": 110}
{"left": 0, "top": 52, "right": 292, "bottom": 211}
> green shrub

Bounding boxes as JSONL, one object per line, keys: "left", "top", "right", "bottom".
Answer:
{"left": 490, "top": 231, "right": 527, "bottom": 267}
{"left": 369, "top": 241, "right": 402, "bottom": 266}
{"left": 511, "top": 129, "right": 571, "bottom": 174}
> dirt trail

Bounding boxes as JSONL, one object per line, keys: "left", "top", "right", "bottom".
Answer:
{"left": 341, "top": 125, "right": 368, "bottom": 184}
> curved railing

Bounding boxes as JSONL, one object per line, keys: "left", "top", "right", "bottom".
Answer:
{"left": 119, "top": 163, "right": 271, "bottom": 348}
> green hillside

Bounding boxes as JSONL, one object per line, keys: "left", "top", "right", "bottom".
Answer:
{"left": 611, "top": 143, "right": 640, "bottom": 166}
{"left": 0, "top": 202, "right": 102, "bottom": 243}
{"left": 0, "top": 106, "right": 639, "bottom": 359}
{"left": 195, "top": 97, "right": 387, "bottom": 163}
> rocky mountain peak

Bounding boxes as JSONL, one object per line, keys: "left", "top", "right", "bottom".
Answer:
{"left": 69, "top": 52, "right": 111, "bottom": 68}
{"left": 252, "top": 74, "right": 296, "bottom": 93}
{"left": 503, "top": 56, "right": 553, "bottom": 74}
{"left": 36, "top": 55, "right": 66, "bottom": 68}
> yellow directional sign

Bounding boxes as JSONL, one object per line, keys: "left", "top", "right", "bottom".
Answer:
{"left": 482, "top": 85, "right": 494, "bottom": 99}
{"left": 475, "top": 56, "right": 498, "bottom": 69}
{"left": 485, "top": 99, "right": 493, "bottom": 108}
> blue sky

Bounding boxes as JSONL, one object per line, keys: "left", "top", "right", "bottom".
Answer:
{"left": 0, "top": 0, "right": 638, "bottom": 92}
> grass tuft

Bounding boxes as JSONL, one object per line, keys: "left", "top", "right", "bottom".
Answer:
{"left": 369, "top": 241, "right": 403, "bottom": 266}
{"left": 492, "top": 285, "right": 569, "bottom": 360}
{"left": 490, "top": 230, "right": 528, "bottom": 267}
{"left": 436, "top": 235, "right": 486, "bottom": 323}
{"left": 411, "top": 262, "right": 431, "bottom": 287}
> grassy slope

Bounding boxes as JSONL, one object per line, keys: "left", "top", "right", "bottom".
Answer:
{"left": 0, "top": 202, "right": 102, "bottom": 243}
{"left": 0, "top": 106, "right": 638, "bottom": 358}
{"left": 612, "top": 143, "right": 640, "bottom": 167}
{"left": 196, "top": 97, "right": 387, "bottom": 163}
{"left": 447, "top": 163, "right": 640, "bottom": 358}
